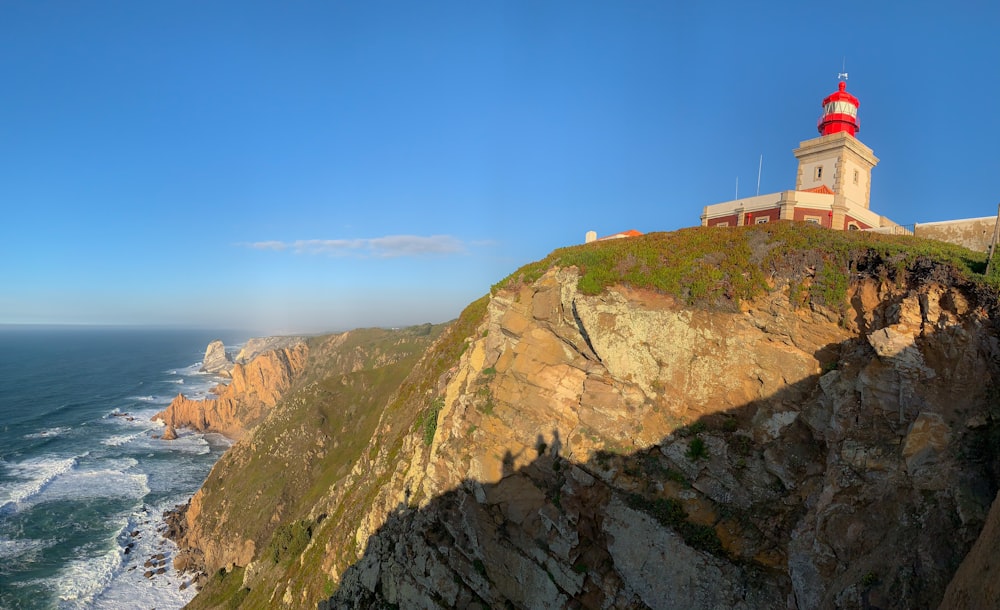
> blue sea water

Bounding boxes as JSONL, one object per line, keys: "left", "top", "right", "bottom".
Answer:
{"left": 0, "top": 327, "right": 245, "bottom": 609}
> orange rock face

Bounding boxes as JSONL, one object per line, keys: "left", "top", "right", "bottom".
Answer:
{"left": 153, "top": 342, "right": 308, "bottom": 439}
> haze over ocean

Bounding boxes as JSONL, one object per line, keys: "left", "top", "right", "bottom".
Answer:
{"left": 0, "top": 327, "right": 243, "bottom": 609}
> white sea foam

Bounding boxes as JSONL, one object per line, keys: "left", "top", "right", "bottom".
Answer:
{"left": 144, "top": 395, "right": 174, "bottom": 405}
{"left": 0, "top": 455, "right": 80, "bottom": 514}
{"left": 88, "top": 503, "right": 197, "bottom": 610}
{"left": 103, "top": 406, "right": 167, "bottom": 433}
{"left": 204, "top": 432, "right": 233, "bottom": 450}
{"left": 51, "top": 515, "right": 129, "bottom": 609}
{"left": 174, "top": 362, "right": 204, "bottom": 376}
{"left": 113, "top": 405, "right": 160, "bottom": 420}
{"left": 164, "top": 432, "right": 211, "bottom": 455}
{"left": 101, "top": 432, "right": 144, "bottom": 447}
{"left": 0, "top": 535, "right": 54, "bottom": 561}
{"left": 5, "top": 457, "right": 148, "bottom": 514}
{"left": 22, "top": 426, "right": 71, "bottom": 439}
{"left": 35, "top": 467, "right": 149, "bottom": 506}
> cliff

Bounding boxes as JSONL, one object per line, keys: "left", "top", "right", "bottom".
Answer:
{"left": 154, "top": 341, "right": 308, "bottom": 440}
{"left": 174, "top": 224, "right": 1000, "bottom": 609}
{"left": 235, "top": 336, "right": 307, "bottom": 365}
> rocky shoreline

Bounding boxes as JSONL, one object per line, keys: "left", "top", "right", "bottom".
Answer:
{"left": 111, "top": 503, "right": 203, "bottom": 596}
{"left": 162, "top": 501, "right": 210, "bottom": 592}
{"left": 144, "top": 336, "right": 311, "bottom": 597}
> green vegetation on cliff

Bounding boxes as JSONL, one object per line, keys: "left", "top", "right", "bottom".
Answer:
{"left": 186, "top": 323, "right": 451, "bottom": 608}
{"left": 495, "top": 223, "right": 996, "bottom": 311}
{"left": 187, "top": 298, "right": 491, "bottom": 609}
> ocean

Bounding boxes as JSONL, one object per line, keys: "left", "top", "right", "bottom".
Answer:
{"left": 0, "top": 327, "right": 245, "bottom": 609}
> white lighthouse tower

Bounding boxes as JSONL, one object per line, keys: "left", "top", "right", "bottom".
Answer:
{"left": 793, "top": 79, "right": 879, "bottom": 219}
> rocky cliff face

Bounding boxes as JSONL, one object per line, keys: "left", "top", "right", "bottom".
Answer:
{"left": 938, "top": 490, "right": 1000, "bottom": 608}
{"left": 235, "top": 336, "right": 307, "bottom": 365}
{"left": 155, "top": 342, "right": 308, "bottom": 440}
{"left": 317, "top": 265, "right": 1000, "bottom": 609}
{"left": 173, "top": 227, "right": 1000, "bottom": 609}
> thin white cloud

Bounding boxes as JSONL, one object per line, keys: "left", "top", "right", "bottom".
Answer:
{"left": 242, "top": 235, "right": 467, "bottom": 258}
{"left": 249, "top": 241, "right": 288, "bottom": 251}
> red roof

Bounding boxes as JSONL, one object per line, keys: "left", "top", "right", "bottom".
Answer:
{"left": 599, "top": 229, "right": 643, "bottom": 240}
{"left": 801, "top": 185, "right": 835, "bottom": 195}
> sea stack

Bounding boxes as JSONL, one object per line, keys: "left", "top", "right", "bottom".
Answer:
{"left": 199, "top": 340, "right": 233, "bottom": 376}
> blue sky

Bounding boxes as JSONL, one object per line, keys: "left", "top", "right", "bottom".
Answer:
{"left": 1, "top": 2, "right": 997, "bottom": 333}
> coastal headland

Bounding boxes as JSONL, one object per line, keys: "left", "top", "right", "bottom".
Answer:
{"left": 157, "top": 224, "right": 1000, "bottom": 609}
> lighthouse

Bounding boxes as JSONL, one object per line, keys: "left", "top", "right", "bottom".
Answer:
{"left": 793, "top": 79, "right": 878, "bottom": 212}
{"left": 700, "top": 77, "right": 905, "bottom": 234}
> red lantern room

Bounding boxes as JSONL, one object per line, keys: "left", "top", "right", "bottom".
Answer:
{"left": 817, "top": 81, "right": 860, "bottom": 137}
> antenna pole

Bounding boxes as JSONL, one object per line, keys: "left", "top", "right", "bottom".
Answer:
{"left": 987, "top": 202, "right": 1000, "bottom": 276}
{"left": 756, "top": 154, "right": 762, "bottom": 196}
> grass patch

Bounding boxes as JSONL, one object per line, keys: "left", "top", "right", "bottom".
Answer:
{"left": 185, "top": 565, "right": 248, "bottom": 610}
{"left": 267, "top": 519, "right": 313, "bottom": 564}
{"left": 861, "top": 571, "right": 878, "bottom": 587}
{"left": 666, "top": 468, "right": 690, "bottom": 486}
{"left": 686, "top": 437, "right": 709, "bottom": 461}
{"left": 492, "top": 223, "right": 997, "bottom": 312}
{"left": 476, "top": 388, "right": 496, "bottom": 416}
{"left": 422, "top": 397, "right": 444, "bottom": 446}
{"left": 678, "top": 421, "right": 707, "bottom": 437}
{"left": 473, "top": 558, "right": 487, "bottom": 577}
{"left": 625, "top": 493, "right": 723, "bottom": 555}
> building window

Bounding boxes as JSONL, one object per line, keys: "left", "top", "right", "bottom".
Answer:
{"left": 848, "top": 223, "right": 860, "bottom": 231}
{"left": 755, "top": 217, "right": 769, "bottom": 224}
{"left": 853, "top": 170, "right": 859, "bottom": 185}
{"left": 716, "top": 221, "right": 729, "bottom": 227}
{"left": 814, "top": 166, "right": 823, "bottom": 180}
{"left": 804, "top": 216, "right": 821, "bottom": 225}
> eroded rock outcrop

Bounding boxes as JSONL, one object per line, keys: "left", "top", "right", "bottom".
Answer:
{"left": 200, "top": 339, "right": 234, "bottom": 376}
{"left": 155, "top": 342, "right": 308, "bottom": 439}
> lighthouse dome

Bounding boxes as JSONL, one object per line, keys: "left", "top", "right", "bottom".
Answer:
{"left": 818, "top": 81, "right": 861, "bottom": 137}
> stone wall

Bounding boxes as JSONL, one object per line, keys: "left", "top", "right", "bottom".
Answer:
{"left": 914, "top": 216, "right": 998, "bottom": 253}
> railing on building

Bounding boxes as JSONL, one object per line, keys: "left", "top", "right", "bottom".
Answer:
{"left": 861, "top": 224, "right": 914, "bottom": 236}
